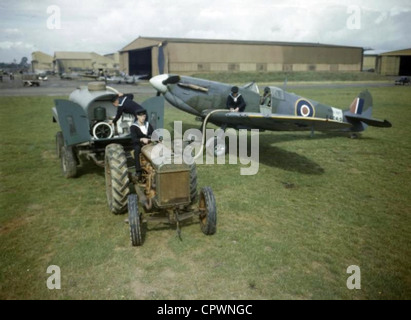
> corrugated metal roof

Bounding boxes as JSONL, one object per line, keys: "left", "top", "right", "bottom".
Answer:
{"left": 121, "top": 36, "right": 363, "bottom": 52}
{"left": 364, "top": 50, "right": 388, "bottom": 56}
{"left": 90, "top": 52, "right": 116, "bottom": 64}
{"left": 380, "top": 48, "right": 411, "bottom": 56}
{"left": 54, "top": 52, "right": 116, "bottom": 63}
{"left": 364, "top": 48, "right": 411, "bottom": 56}
{"left": 31, "top": 51, "right": 53, "bottom": 63}
{"left": 54, "top": 51, "right": 94, "bottom": 60}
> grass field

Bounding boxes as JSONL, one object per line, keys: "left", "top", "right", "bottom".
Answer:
{"left": 0, "top": 85, "right": 410, "bottom": 300}
{"left": 192, "top": 71, "right": 391, "bottom": 84}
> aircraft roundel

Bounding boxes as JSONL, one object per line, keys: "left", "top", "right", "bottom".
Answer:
{"left": 295, "top": 99, "right": 315, "bottom": 117}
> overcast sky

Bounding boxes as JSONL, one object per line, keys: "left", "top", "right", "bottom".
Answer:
{"left": 0, "top": 0, "right": 410, "bottom": 63}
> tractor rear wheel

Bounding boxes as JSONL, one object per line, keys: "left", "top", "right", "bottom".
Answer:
{"left": 105, "top": 144, "right": 130, "bottom": 214}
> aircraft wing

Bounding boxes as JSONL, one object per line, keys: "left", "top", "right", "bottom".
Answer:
{"left": 207, "top": 111, "right": 353, "bottom": 131}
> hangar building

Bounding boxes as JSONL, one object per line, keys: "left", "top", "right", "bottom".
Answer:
{"left": 53, "top": 52, "right": 119, "bottom": 74}
{"left": 119, "top": 36, "right": 364, "bottom": 77}
{"left": 363, "top": 48, "right": 411, "bottom": 75}
{"left": 31, "top": 51, "right": 54, "bottom": 74}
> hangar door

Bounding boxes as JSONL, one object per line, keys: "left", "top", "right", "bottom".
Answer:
{"left": 129, "top": 48, "right": 152, "bottom": 77}
{"left": 399, "top": 56, "right": 411, "bottom": 76}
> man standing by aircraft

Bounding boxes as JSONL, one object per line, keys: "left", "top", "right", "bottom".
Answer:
{"left": 226, "top": 86, "right": 246, "bottom": 112}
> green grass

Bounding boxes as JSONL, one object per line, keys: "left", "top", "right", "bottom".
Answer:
{"left": 191, "top": 71, "right": 390, "bottom": 84}
{"left": 0, "top": 87, "right": 410, "bottom": 300}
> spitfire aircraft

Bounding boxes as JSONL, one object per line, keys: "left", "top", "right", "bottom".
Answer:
{"left": 149, "top": 74, "right": 391, "bottom": 149}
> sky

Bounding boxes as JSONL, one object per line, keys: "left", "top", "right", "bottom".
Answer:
{"left": 0, "top": 0, "right": 410, "bottom": 63}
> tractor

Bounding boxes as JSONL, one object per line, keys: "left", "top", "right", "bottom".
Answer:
{"left": 104, "top": 140, "right": 217, "bottom": 246}
{"left": 52, "top": 81, "right": 217, "bottom": 245}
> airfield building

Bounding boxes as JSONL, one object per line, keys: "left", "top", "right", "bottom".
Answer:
{"left": 363, "top": 48, "right": 411, "bottom": 76}
{"left": 53, "top": 52, "right": 119, "bottom": 74}
{"left": 119, "top": 36, "right": 364, "bottom": 77}
{"left": 31, "top": 51, "right": 54, "bottom": 74}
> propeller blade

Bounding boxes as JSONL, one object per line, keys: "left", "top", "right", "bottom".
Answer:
{"left": 162, "top": 75, "right": 181, "bottom": 85}
{"left": 158, "top": 43, "right": 165, "bottom": 74}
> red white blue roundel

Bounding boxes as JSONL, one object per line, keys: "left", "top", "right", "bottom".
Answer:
{"left": 295, "top": 99, "right": 315, "bottom": 117}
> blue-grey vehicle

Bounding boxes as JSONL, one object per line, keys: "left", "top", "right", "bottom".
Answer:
{"left": 52, "top": 81, "right": 164, "bottom": 177}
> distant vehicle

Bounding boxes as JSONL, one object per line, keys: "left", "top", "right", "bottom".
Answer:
{"left": 22, "top": 73, "right": 41, "bottom": 86}
{"left": 35, "top": 71, "right": 48, "bottom": 81}
{"left": 395, "top": 76, "right": 410, "bottom": 85}
{"left": 99, "top": 74, "right": 147, "bottom": 85}
{"left": 60, "top": 72, "right": 80, "bottom": 80}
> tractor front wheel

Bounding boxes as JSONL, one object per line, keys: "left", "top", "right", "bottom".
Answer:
{"left": 128, "top": 194, "right": 143, "bottom": 246}
{"left": 105, "top": 144, "right": 130, "bottom": 214}
{"left": 199, "top": 187, "right": 217, "bottom": 235}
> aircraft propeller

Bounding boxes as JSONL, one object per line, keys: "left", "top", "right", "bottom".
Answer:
{"left": 150, "top": 74, "right": 181, "bottom": 96}
{"left": 158, "top": 43, "right": 165, "bottom": 75}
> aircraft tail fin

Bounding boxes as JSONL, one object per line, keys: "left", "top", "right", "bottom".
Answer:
{"left": 343, "top": 90, "right": 392, "bottom": 131}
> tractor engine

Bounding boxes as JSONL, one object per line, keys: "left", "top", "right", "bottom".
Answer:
{"left": 139, "top": 143, "right": 192, "bottom": 209}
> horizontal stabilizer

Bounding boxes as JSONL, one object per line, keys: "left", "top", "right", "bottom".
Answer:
{"left": 345, "top": 115, "right": 392, "bottom": 128}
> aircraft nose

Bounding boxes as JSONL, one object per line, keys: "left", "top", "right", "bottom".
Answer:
{"left": 149, "top": 74, "right": 170, "bottom": 93}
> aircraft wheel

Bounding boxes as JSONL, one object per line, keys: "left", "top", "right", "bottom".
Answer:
{"left": 93, "top": 122, "right": 113, "bottom": 139}
{"left": 61, "top": 145, "right": 77, "bottom": 178}
{"left": 199, "top": 187, "right": 217, "bottom": 235}
{"left": 128, "top": 194, "right": 143, "bottom": 246}
{"left": 105, "top": 144, "right": 130, "bottom": 214}
{"left": 205, "top": 137, "right": 227, "bottom": 157}
{"left": 349, "top": 133, "right": 360, "bottom": 139}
